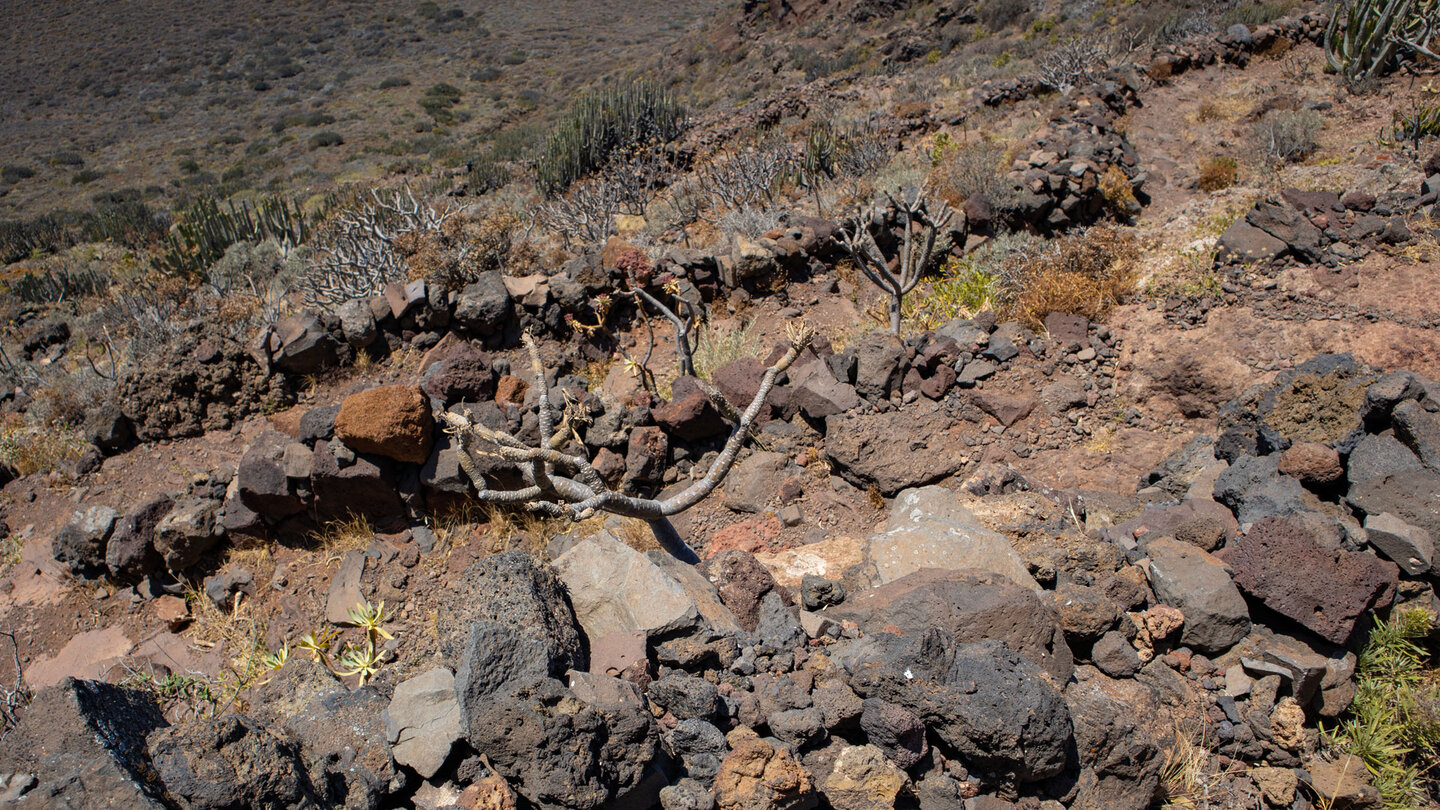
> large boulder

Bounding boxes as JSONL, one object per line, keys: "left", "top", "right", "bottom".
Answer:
{"left": 150, "top": 713, "right": 317, "bottom": 810}
{"left": 724, "top": 451, "right": 795, "bottom": 513}
{"left": 333, "top": 385, "right": 435, "bottom": 464}
{"left": 236, "top": 430, "right": 305, "bottom": 521}
{"left": 842, "top": 632, "right": 1072, "bottom": 783}
{"left": 831, "top": 568, "right": 1072, "bottom": 683}
{"left": 1347, "top": 469, "right": 1440, "bottom": 544}
{"left": 310, "top": 440, "right": 406, "bottom": 525}
{"left": 786, "top": 359, "right": 861, "bottom": 421}
{"left": 1065, "top": 669, "right": 1164, "bottom": 810}
{"left": 456, "top": 624, "right": 658, "bottom": 810}
{"left": 106, "top": 496, "right": 173, "bottom": 583}
{"left": 51, "top": 505, "right": 120, "bottom": 578}
{"left": 714, "top": 729, "right": 818, "bottom": 810}
{"left": 1145, "top": 536, "right": 1250, "bottom": 654}
{"left": 433, "top": 550, "right": 585, "bottom": 667}
{"left": 822, "top": 744, "right": 909, "bottom": 810}
{"left": 850, "top": 332, "right": 906, "bottom": 402}
{"left": 385, "top": 668, "right": 463, "bottom": 780}
{"left": 866, "top": 486, "right": 1038, "bottom": 589}
{"left": 1219, "top": 516, "right": 1398, "bottom": 646}
{"left": 552, "top": 531, "right": 703, "bottom": 642}
{"left": 420, "top": 342, "right": 497, "bottom": 405}
{"left": 825, "top": 403, "right": 969, "bottom": 495}
{"left": 284, "top": 686, "right": 398, "bottom": 809}
{"left": 271, "top": 314, "right": 340, "bottom": 374}
{"left": 153, "top": 498, "right": 225, "bottom": 572}
{"left": 453, "top": 272, "right": 514, "bottom": 335}
{"left": 0, "top": 678, "right": 169, "bottom": 809}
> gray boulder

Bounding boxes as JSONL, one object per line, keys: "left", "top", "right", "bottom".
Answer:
{"left": 866, "top": 486, "right": 1038, "bottom": 589}
{"left": 52, "top": 505, "right": 120, "bottom": 577}
{"left": 831, "top": 568, "right": 1071, "bottom": 683}
{"left": 284, "top": 686, "right": 398, "bottom": 809}
{"left": 453, "top": 271, "right": 513, "bottom": 335}
{"left": 385, "top": 668, "right": 462, "bottom": 780}
{"left": 1146, "top": 536, "right": 1250, "bottom": 654}
{"left": 552, "top": 531, "right": 702, "bottom": 642}
{"left": 151, "top": 713, "right": 316, "bottom": 810}
{"left": 433, "top": 550, "right": 584, "bottom": 668}
{"left": 105, "top": 496, "right": 173, "bottom": 583}
{"left": 271, "top": 314, "right": 340, "bottom": 375}
{"left": 153, "top": 498, "right": 224, "bottom": 572}
{"left": 1346, "top": 433, "right": 1424, "bottom": 488}
{"left": 843, "top": 632, "right": 1072, "bottom": 783}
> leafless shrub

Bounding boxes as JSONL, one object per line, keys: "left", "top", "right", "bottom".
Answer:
{"left": 837, "top": 189, "right": 956, "bottom": 335}
{"left": 697, "top": 142, "right": 796, "bottom": 212}
{"left": 1037, "top": 39, "right": 1115, "bottom": 93}
{"left": 1251, "top": 109, "right": 1322, "bottom": 164}
{"left": 300, "top": 186, "right": 465, "bottom": 308}
{"left": 601, "top": 141, "right": 674, "bottom": 217}
{"left": 0, "top": 631, "right": 29, "bottom": 740}
{"left": 535, "top": 178, "right": 621, "bottom": 247}
{"left": 439, "top": 323, "right": 814, "bottom": 562}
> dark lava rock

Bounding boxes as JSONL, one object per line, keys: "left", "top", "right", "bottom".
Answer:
{"left": 433, "top": 550, "right": 585, "bottom": 668}
{"left": 0, "top": 678, "right": 169, "bottom": 808}
{"left": 841, "top": 631, "right": 1072, "bottom": 783}
{"left": 1219, "top": 516, "right": 1398, "bottom": 645}
{"left": 151, "top": 713, "right": 318, "bottom": 810}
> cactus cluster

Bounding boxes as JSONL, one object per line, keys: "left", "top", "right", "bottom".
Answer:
{"left": 154, "top": 194, "right": 311, "bottom": 278}
{"left": 1325, "top": 0, "right": 1440, "bottom": 84}
{"left": 534, "top": 80, "right": 686, "bottom": 197}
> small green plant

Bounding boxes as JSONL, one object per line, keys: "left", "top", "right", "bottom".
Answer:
{"left": 295, "top": 628, "right": 339, "bottom": 665}
{"left": 905, "top": 258, "right": 996, "bottom": 330}
{"left": 336, "top": 640, "right": 387, "bottom": 686}
{"left": 121, "top": 668, "right": 219, "bottom": 717}
{"left": 693, "top": 319, "right": 761, "bottom": 381}
{"left": 1324, "top": 608, "right": 1440, "bottom": 808}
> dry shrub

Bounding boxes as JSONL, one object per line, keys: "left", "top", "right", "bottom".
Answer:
{"left": 0, "top": 416, "right": 88, "bottom": 476}
{"left": 1000, "top": 226, "right": 1139, "bottom": 328}
{"left": 1198, "top": 157, "right": 1239, "bottom": 192}
{"left": 930, "top": 139, "right": 1008, "bottom": 207}
{"left": 1099, "top": 166, "right": 1137, "bottom": 216}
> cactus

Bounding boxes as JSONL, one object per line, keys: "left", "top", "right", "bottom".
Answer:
{"left": 1325, "top": 0, "right": 1440, "bottom": 84}
{"left": 535, "top": 81, "right": 685, "bottom": 197}
{"left": 154, "top": 194, "right": 310, "bottom": 278}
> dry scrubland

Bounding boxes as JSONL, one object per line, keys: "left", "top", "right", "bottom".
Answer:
{"left": 2, "top": 0, "right": 1440, "bottom": 808}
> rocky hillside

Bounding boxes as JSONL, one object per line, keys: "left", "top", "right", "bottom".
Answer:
{"left": 3, "top": 0, "right": 1440, "bottom": 808}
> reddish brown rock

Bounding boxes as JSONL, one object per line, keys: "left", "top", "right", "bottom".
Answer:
{"left": 971, "top": 390, "right": 1036, "bottom": 427}
{"left": 1278, "top": 442, "right": 1343, "bottom": 485}
{"left": 494, "top": 375, "right": 528, "bottom": 407}
{"left": 653, "top": 391, "right": 729, "bottom": 441}
{"left": 702, "top": 549, "right": 780, "bottom": 633}
{"left": 624, "top": 426, "right": 668, "bottom": 486}
{"left": 334, "top": 385, "right": 435, "bottom": 464}
{"left": 1218, "top": 516, "right": 1398, "bottom": 645}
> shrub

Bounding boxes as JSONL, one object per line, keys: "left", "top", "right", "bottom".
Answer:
{"left": 0, "top": 215, "right": 68, "bottom": 263}
{"left": 0, "top": 419, "right": 89, "bottom": 477}
{"left": 501, "top": 49, "right": 527, "bottom": 65}
{"left": 310, "top": 131, "right": 344, "bottom": 148}
{"left": 47, "top": 151, "right": 84, "bottom": 167}
{"left": 378, "top": 76, "right": 411, "bottom": 89}
{"left": 977, "top": 0, "right": 1031, "bottom": 32}
{"left": 0, "top": 263, "right": 111, "bottom": 304}
{"left": 534, "top": 80, "right": 686, "bottom": 197}
{"left": 419, "top": 83, "right": 463, "bottom": 124}
{"left": 0, "top": 166, "right": 35, "bottom": 185}
{"left": 471, "top": 67, "right": 502, "bottom": 82}
{"left": 1099, "top": 165, "right": 1138, "bottom": 216}
{"left": 996, "top": 226, "right": 1139, "bottom": 328}
{"left": 1197, "top": 157, "right": 1239, "bottom": 191}
{"left": 905, "top": 258, "right": 996, "bottom": 330}
{"left": 1219, "top": 0, "right": 1294, "bottom": 27}
{"left": 930, "top": 139, "right": 1008, "bottom": 206}
{"left": 1251, "top": 108, "right": 1321, "bottom": 164}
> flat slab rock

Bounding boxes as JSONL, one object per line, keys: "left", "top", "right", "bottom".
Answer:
{"left": 1218, "top": 516, "right": 1398, "bottom": 646}
{"left": 867, "top": 486, "right": 1038, "bottom": 590}
{"left": 824, "top": 401, "right": 970, "bottom": 496}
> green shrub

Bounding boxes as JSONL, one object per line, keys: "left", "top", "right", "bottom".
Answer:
{"left": 0, "top": 215, "right": 68, "bottom": 263}
{"left": 471, "top": 67, "right": 502, "bottom": 82}
{"left": 535, "top": 80, "right": 686, "bottom": 197}
{"left": 501, "top": 49, "right": 527, "bottom": 65}
{"left": 378, "top": 76, "right": 411, "bottom": 89}
{"left": 1220, "top": 0, "right": 1294, "bottom": 27}
{"left": 1326, "top": 0, "right": 1440, "bottom": 84}
{"left": 0, "top": 166, "right": 35, "bottom": 185}
{"left": 47, "top": 151, "right": 85, "bottom": 167}
{"left": 419, "top": 83, "right": 464, "bottom": 124}
{"left": 310, "top": 131, "right": 344, "bottom": 148}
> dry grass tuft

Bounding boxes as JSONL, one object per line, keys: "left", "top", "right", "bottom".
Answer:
{"left": 311, "top": 514, "right": 375, "bottom": 562}
{"left": 1197, "top": 157, "right": 1239, "bottom": 192}
{"left": 0, "top": 417, "right": 89, "bottom": 477}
